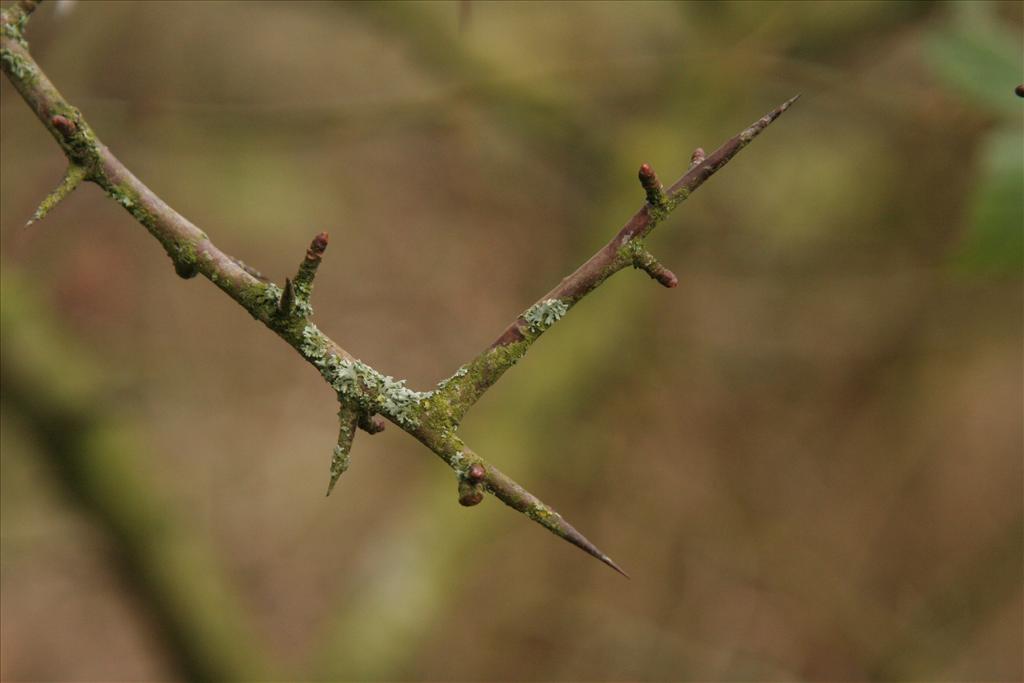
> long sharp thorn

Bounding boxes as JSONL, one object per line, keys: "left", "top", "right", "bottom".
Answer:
{"left": 482, "top": 461, "right": 629, "bottom": 578}
{"left": 668, "top": 94, "right": 801, "bottom": 199}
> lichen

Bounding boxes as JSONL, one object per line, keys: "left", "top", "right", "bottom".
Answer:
{"left": 527, "top": 503, "right": 556, "bottom": 525}
{"left": 435, "top": 365, "right": 469, "bottom": 391}
{"left": 1, "top": 48, "right": 36, "bottom": 83}
{"left": 523, "top": 298, "right": 569, "bottom": 333}
{"left": 1, "top": 17, "right": 28, "bottom": 48}
{"left": 256, "top": 282, "right": 283, "bottom": 309}
{"left": 238, "top": 281, "right": 283, "bottom": 320}
{"left": 300, "top": 323, "right": 429, "bottom": 428}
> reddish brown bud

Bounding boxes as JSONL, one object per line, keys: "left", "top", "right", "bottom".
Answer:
{"left": 638, "top": 163, "right": 654, "bottom": 179}
{"left": 467, "top": 463, "right": 486, "bottom": 482}
{"left": 1016, "top": 84, "right": 1024, "bottom": 98}
{"left": 358, "top": 414, "right": 386, "bottom": 434}
{"left": 655, "top": 269, "right": 678, "bottom": 288}
{"left": 690, "top": 147, "right": 706, "bottom": 166}
{"left": 51, "top": 114, "right": 76, "bottom": 137}
{"left": 459, "top": 489, "right": 484, "bottom": 507}
{"left": 305, "top": 232, "right": 329, "bottom": 262}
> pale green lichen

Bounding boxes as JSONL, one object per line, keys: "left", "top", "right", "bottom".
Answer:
{"left": 256, "top": 283, "right": 283, "bottom": 309}
{"left": 327, "top": 444, "right": 350, "bottom": 494}
{"left": 527, "top": 503, "right": 556, "bottom": 525}
{"left": 523, "top": 298, "right": 569, "bottom": 332}
{"left": 449, "top": 450, "right": 467, "bottom": 476}
{"left": 1, "top": 48, "right": 35, "bottom": 82}
{"left": 301, "top": 323, "right": 429, "bottom": 428}
{"left": 1, "top": 18, "right": 28, "bottom": 48}
{"left": 435, "top": 365, "right": 469, "bottom": 391}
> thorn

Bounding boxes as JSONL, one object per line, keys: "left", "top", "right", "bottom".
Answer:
{"left": 666, "top": 95, "right": 802, "bottom": 203}
{"left": 738, "top": 94, "right": 801, "bottom": 144}
{"left": 327, "top": 403, "right": 358, "bottom": 497}
{"left": 26, "top": 164, "right": 86, "bottom": 227}
{"left": 278, "top": 278, "right": 295, "bottom": 316}
{"left": 538, "top": 505, "right": 629, "bottom": 578}
{"left": 638, "top": 163, "right": 667, "bottom": 207}
{"left": 482, "top": 460, "right": 629, "bottom": 577}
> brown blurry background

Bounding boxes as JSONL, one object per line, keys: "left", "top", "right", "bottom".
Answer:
{"left": 1, "top": 1, "right": 1021, "bottom": 681}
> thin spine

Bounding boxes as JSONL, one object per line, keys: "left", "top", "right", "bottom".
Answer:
{"left": 327, "top": 402, "right": 359, "bottom": 496}
{"left": 278, "top": 278, "right": 295, "bottom": 316}
{"left": 26, "top": 163, "right": 86, "bottom": 226}
{"left": 481, "top": 459, "right": 629, "bottom": 577}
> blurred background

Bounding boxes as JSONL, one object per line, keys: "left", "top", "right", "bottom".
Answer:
{"left": 1, "top": 1, "right": 1021, "bottom": 681}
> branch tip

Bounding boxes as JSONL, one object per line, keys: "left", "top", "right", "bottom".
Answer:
{"left": 638, "top": 163, "right": 667, "bottom": 207}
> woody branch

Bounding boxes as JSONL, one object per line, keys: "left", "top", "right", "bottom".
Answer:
{"left": 1, "top": 0, "right": 796, "bottom": 576}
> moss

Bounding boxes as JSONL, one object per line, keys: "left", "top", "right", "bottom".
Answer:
{"left": 237, "top": 281, "right": 282, "bottom": 320}
{"left": 526, "top": 503, "right": 556, "bottom": 525}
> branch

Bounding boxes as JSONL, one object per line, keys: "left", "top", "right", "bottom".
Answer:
{"left": 1, "top": 271, "right": 270, "bottom": 681}
{"left": 1, "top": 3, "right": 797, "bottom": 576}
{"left": 434, "top": 97, "right": 800, "bottom": 421}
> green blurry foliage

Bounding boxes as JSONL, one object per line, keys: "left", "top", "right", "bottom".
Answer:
{"left": 924, "top": 1, "right": 1023, "bottom": 275}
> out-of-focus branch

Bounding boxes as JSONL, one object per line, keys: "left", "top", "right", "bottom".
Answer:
{"left": 0, "top": 2, "right": 796, "bottom": 575}
{"left": 0, "top": 273, "right": 270, "bottom": 682}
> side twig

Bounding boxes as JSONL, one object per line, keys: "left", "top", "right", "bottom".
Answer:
{"left": 0, "top": 2, "right": 797, "bottom": 575}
